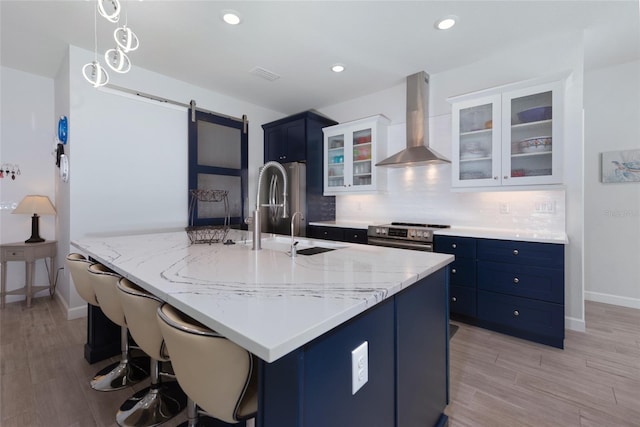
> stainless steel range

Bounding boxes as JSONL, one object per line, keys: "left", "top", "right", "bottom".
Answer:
{"left": 367, "top": 222, "right": 450, "bottom": 251}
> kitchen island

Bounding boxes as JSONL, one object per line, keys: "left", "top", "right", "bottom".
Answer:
{"left": 72, "top": 229, "right": 453, "bottom": 427}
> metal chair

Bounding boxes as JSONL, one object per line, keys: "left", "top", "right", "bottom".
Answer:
{"left": 157, "top": 303, "right": 257, "bottom": 427}
{"left": 116, "top": 277, "right": 187, "bottom": 427}
{"left": 66, "top": 254, "right": 147, "bottom": 391}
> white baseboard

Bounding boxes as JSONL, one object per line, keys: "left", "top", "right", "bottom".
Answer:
{"left": 67, "top": 302, "right": 88, "bottom": 320}
{"left": 565, "top": 316, "right": 586, "bottom": 332}
{"left": 585, "top": 291, "right": 640, "bottom": 310}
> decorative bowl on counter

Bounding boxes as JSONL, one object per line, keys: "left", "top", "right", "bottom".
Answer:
{"left": 519, "top": 136, "right": 552, "bottom": 153}
{"left": 517, "top": 106, "right": 552, "bottom": 123}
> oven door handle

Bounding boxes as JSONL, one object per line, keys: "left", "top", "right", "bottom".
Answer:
{"left": 367, "top": 237, "right": 433, "bottom": 252}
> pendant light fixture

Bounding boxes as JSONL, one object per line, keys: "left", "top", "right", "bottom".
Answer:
{"left": 114, "top": 25, "right": 139, "bottom": 52}
{"left": 84, "top": 0, "right": 141, "bottom": 86}
{"left": 82, "top": 4, "right": 109, "bottom": 87}
{"left": 97, "top": 0, "right": 121, "bottom": 23}
{"left": 105, "top": 47, "right": 131, "bottom": 73}
{"left": 106, "top": 3, "right": 138, "bottom": 73}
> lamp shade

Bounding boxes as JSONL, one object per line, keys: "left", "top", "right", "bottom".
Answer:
{"left": 13, "top": 195, "right": 56, "bottom": 216}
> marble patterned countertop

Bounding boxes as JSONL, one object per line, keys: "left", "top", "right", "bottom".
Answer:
{"left": 72, "top": 229, "right": 453, "bottom": 363}
{"left": 310, "top": 221, "right": 568, "bottom": 244}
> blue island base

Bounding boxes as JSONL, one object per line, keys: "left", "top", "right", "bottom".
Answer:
{"left": 257, "top": 268, "right": 449, "bottom": 427}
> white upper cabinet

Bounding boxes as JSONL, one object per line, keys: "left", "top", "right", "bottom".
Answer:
{"left": 450, "top": 80, "right": 564, "bottom": 188}
{"left": 323, "top": 115, "right": 389, "bottom": 195}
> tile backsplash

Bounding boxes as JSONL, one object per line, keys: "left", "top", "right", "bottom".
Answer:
{"left": 336, "top": 164, "right": 566, "bottom": 233}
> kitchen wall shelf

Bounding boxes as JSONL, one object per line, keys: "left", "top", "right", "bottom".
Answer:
{"left": 449, "top": 79, "right": 564, "bottom": 188}
{"left": 322, "top": 114, "right": 389, "bottom": 195}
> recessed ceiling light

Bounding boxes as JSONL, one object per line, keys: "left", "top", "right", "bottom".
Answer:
{"left": 331, "top": 64, "right": 345, "bottom": 73}
{"left": 435, "top": 15, "right": 457, "bottom": 30}
{"left": 222, "top": 10, "right": 241, "bottom": 25}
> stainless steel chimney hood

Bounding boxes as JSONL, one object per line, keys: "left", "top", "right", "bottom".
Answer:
{"left": 376, "top": 71, "right": 450, "bottom": 167}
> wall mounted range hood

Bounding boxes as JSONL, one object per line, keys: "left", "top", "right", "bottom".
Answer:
{"left": 376, "top": 71, "right": 450, "bottom": 167}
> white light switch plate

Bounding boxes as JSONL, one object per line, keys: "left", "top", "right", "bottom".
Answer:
{"left": 351, "top": 341, "right": 368, "bottom": 395}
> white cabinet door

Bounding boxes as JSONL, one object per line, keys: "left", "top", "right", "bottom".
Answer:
{"left": 452, "top": 95, "right": 502, "bottom": 187}
{"left": 501, "top": 81, "right": 563, "bottom": 186}
{"left": 450, "top": 79, "right": 563, "bottom": 188}
{"left": 323, "top": 115, "right": 388, "bottom": 195}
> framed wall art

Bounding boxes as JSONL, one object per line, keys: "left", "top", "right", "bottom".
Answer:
{"left": 601, "top": 149, "right": 640, "bottom": 183}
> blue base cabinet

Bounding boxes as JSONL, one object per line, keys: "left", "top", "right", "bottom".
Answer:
{"left": 435, "top": 235, "right": 565, "bottom": 348}
{"left": 257, "top": 268, "right": 449, "bottom": 427}
{"left": 433, "top": 236, "right": 477, "bottom": 318}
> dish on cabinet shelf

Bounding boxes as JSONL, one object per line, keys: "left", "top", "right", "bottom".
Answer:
{"left": 460, "top": 151, "right": 488, "bottom": 160}
{"left": 517, "top": 136, "right": 552, "bottom": 153}
{"left": 517, "top": 106, "right": 552, "bottom": 123}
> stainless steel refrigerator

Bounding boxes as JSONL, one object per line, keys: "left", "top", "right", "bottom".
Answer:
{"left": 260, "top": 162, "right": 307, "bottom": 236}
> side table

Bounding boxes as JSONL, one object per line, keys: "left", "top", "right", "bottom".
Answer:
{"left": 1, "top": 240, "right": 57, "bottom": 308}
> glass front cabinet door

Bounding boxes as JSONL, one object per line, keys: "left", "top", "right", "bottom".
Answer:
{"left": 452, "top": 94, "right": 502, "bottom": 187}
{"left": 323, "top": 115, "right": 389, "bottom": 195}
{"left": 451, "top": 80, "right": 563, "bottom": 188}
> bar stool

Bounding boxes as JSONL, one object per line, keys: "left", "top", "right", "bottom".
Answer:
{"left": 157, "top": 303, "right": 258, "bottom": 427}
{"left": 116, "top": 278, "right": 187, "bottom": 427}
{"left": 66, "top": 254, "right": 147, "bottom": 391}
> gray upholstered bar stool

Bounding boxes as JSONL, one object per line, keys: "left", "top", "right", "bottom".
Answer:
{"left": 116, "top": 278, "right": 187, "bottom": 427}
{"left": 157, "top": 303, "right": 258, "bottom": 427}
{"left": 66, "top": 254, "right": 147, "bottom": 391}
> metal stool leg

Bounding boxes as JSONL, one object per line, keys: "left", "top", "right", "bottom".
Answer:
{"left": 116, "top": 358, "right": 187, "bottom": 427}
{"left": 91, "top": 326, "right": 148, "bottom": 391}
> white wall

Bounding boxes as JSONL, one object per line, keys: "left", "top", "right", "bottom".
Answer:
{"left": 0, "top": 67, "right": 57, "bottom": 304}
{"left": 56, "top": 46, "right": 284, "bottom": 318}
{"left": 319, "top": 32, "right": 586, "bottom": 329}
{"left": 584, "top": 60, "right": 640, "bottom": 308}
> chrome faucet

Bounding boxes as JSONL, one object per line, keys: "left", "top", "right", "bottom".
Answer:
{"left": 253, "top": 161, "right": 288, "bottom": 250}
{"left": 290, "top": 211, "right": 304, "bottom": 257}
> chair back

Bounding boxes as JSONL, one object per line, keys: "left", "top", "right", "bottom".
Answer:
{"left": 66, "top": 253, "right": 99, "bottom": 306}
{"left": 157, "top": 304, "right": 258, "bottom": 424}
{"left": 117, "top": 278, "right": 168, "bottom": 361}
{"left": 88, "top": 264, "right": 126, "bottom": 327}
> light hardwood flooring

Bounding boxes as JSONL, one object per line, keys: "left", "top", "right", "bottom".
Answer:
{"left": 1, "top": 297, "right": 639, "bottom": 426}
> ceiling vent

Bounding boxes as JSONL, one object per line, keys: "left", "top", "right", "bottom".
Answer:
{"left": 250, "top": 66, "right": 281, "bottom": 82}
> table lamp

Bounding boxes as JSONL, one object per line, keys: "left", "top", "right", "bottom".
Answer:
{"left": 12, "top": 195, "right": 57, "bottom": 243}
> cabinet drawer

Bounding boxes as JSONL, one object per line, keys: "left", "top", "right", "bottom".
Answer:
{"left": 434, "top": 236, "right": 476, "bottom": 258}
{"left": 308, "top": 226, "right": 343, "bottom": 242}
{"left": 343, "top": 228, "right": 367, "bottom": 244}
{"left": 449, "top": 258, "right": 476, "bottom": 288}
{"left": 2, "top": 249, "right": 25, "bottom": 260}
{"left": 477, "top": 290, "right": 563, "bottom": 340}
{"left": 450, "top": 285, "right": 476, "bottom": 317}
{"left": 478, "top": 261, "right": 563, "bottom": 304}
{"left": 477, "top": 239, "right": 563, "bottom": 268}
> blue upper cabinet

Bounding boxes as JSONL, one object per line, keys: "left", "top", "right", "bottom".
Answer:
{"left": 263, "top": 117, "right": 306, "bottom": 163}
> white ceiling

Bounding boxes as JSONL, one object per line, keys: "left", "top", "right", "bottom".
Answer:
{"left": 1, "top": 1, "right": 639, "bottom": 115}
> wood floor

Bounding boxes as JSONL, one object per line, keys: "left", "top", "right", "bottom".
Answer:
{"left": 1, "top": 297, "right": 639, "bottom": 426}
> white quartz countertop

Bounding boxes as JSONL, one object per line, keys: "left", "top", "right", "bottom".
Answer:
{"left": 434, "top": 226, "right": 568, "bottom": 244}
{"left": 311, "top": 220, "right": 567, "bottom": 244}
{"left": 72, "top": 229, "right": 453, "bottom": 363}
{"left": 309, "top": 220, "right": 373, "bottom": 229}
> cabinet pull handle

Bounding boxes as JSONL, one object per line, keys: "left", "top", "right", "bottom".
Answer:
{"left": 452, "top": 243, "right": 457, "bottom": 249}
{"left": 494, "top": 176, "right": 499, "bottom": 180}
{"left": 451, "top": 297, "right": 457, "bottom": 302}
{"left": 513, "top": 249, "right": 519, "bottom": 256}
{"left": 504, "top": 176, "right": 509, "bottom": 179}
{"left": 451, "top": 268, "right": 457, "bottom": 274}
{"left": 513, "top": 310, "right": 520, "bottom": 317}
{"left": 513, "top": 277, "right": 519, "bottom": 284}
